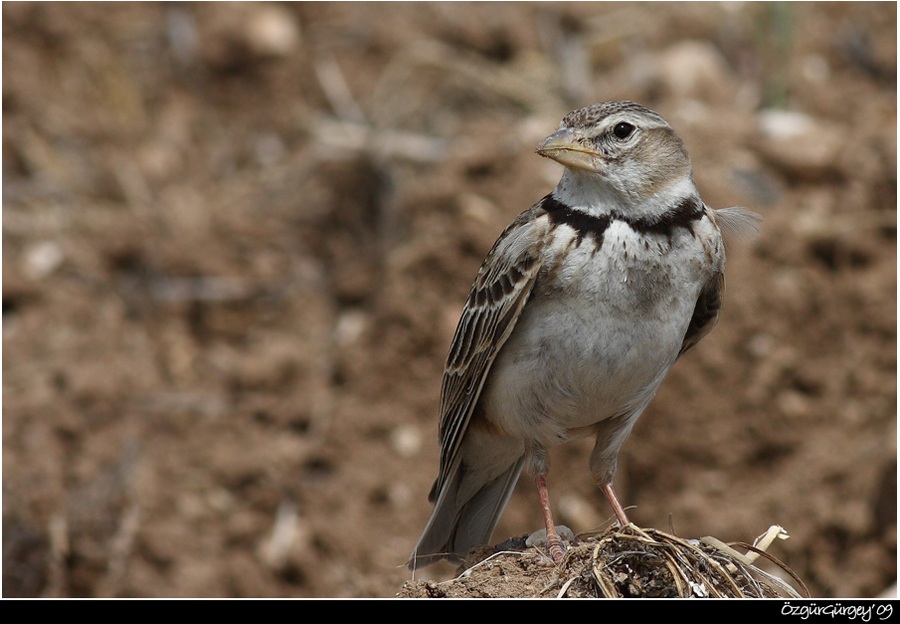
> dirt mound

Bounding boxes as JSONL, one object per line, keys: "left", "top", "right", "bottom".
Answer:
{"left": 399, "top": 524, "right": 807, "bottom": 598}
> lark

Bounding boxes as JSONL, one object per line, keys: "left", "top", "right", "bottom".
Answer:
{"left": 410, "top": 101, "right": 760, "bottom": 568}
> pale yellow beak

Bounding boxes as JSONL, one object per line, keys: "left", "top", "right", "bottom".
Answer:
{"left": 536, "top": 128, "right": 603, "bottom": 171}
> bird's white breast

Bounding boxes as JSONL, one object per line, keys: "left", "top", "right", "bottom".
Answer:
{"left": 482, "top": 213, "right": 722, "bottom": 448}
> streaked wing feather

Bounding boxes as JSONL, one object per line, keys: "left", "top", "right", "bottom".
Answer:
{"left": 679, "top": 205, "right": 760, "bottom": 357}
{"left": 679, "top": 271, "right": 724, "bottom": 357}
{"left": 434, "top": 219, "right": 543, "bottom": 495}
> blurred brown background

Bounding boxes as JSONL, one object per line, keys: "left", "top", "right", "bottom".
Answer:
{"left": 2, "top": 2, "right": 896, "bottom": 598}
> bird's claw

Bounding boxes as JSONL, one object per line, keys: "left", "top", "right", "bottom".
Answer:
{"left": 546, "top": 535, "right": 566, "bottom": 563}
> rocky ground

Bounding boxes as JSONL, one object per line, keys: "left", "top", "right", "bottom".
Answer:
{"left": 2, "top": 2, "right": 896, "bottom": 598}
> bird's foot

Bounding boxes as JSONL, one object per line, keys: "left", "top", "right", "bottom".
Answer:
{"left": 526, "top": 525, "right": 573, "bottom": 563}
{"left": 546, "top": 534, "right": 566, "bottom": 562}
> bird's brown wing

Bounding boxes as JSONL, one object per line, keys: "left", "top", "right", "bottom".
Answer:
{"left": 678, "top": 205, "right": 761, "bottom": 357}
{"left": 432, "top": 209, "right": 545, "bottom": 498}
{"left": 678, "top": 271, "right": 724, "bottom": 358}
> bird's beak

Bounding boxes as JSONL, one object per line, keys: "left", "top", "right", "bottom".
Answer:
{"left": 536, "top": 128, "right": 602, "bottom": 171}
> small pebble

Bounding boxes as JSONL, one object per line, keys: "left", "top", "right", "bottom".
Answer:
{"left": 526, "top": 525, "right": 575, "bottom": 548}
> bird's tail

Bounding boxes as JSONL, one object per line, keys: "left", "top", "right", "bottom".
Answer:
{"left": 408, "top": 456, "right": 524, "bottom": 571}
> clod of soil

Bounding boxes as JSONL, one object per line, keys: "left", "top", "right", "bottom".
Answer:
{"left": 399, "top": 524, "right": 807, "bottom": 598}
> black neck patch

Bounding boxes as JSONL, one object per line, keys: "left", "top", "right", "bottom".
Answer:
{"left": 542, "top": 195, "right": 611, "bottom": 247}
{"left": 541, "top": 194, "right": 704, "bottom": 248}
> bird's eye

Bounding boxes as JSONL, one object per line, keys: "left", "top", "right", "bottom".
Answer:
{"left": 613, "top": 122, "right": 635, "bottom": 139}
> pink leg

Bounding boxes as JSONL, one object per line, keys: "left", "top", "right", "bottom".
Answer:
{"left": 535, "top": 473, "right": 566, "bottom": 562}
{"left": 601, "top": 482, "right": 631, "bottom": 526}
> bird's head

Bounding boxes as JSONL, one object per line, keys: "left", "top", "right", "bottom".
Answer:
{"left": 537, "top": 101, "right": 693, "bottom": 207}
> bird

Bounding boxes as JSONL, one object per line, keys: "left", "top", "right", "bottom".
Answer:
{"left": 409, "top": 101, "right": 760, "bottom": 570}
